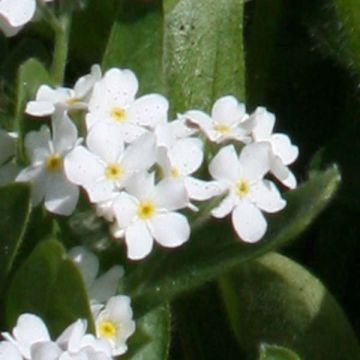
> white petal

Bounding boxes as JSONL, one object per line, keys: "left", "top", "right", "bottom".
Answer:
{"left": 68, "top": 246, "right": 99, "bottom": 290}
{"left": 211, "top": 96, "right": 246, "bottom": 126}
{"left": 211, "top": 193, "right": 235, "bottom": 218}
{"left": 103, "top": 68, "right": 138, "bottom": 105}
{"left": 83, "top": 179, "right": 116, "bottom": 203}
{"left": 128, "top": 94, "right": 168, "bottom": 128}
{"left": 64, "top": 146, "right": 104, "bottom": 186}
{"left": 282, "top": 170, "right": 297, "bottom": 189}
{"left": 89, "top": 266, "right": 124, "bottom": 303}
{"left": 0, "top": 0, "right": 35, "bottom": 27}
{"left": 52, "top": 111, "right": 78, "bottom": 155}
{"left": 239, "top": 142, "right": 271, "bottom": 181}
{"left": 24, "top": 125, "right": 51, "bottom": 164}
{"left": 185, "top": 177, "right": 222, "bottom": 201}
{"left": 150, "top": 212, "right": 190, "bottom": 248}
{"left": 120, "top": 123, "right": 148, "bottom": 144}
{"left": 74, "top": 64, "right": 102, "bottom": 99}
{"left": 12, "top": 314, "right": 50, "bottom": 358}
{"left": 125, "top": 221, "right": 153, "bottom": 260}
{"left": 232, "top": 201, "right": 267, "bottom": 243}
{"left": 251, "top": 107, "right": 275, "bottom": 141}
{"left": 208, "top": 144, "right": 239, "bottom": 182}
{"left": 125, "top": 172, "right": 155, "bottom": 201}
{"left": 169, "top": 137, "right": 203, "bottom": 176}
{"left": 270, "top": 133, "right": 299, "bottom": 165}
{"left": 0, "top": 341, "right": 22, "bottom": 360}
{"left": 31, "top": 341, "right": 62, "bottom": 360}
{"left": 25, "top": 101, "right": 55, "bottom": 117}
{"left": 250, "top": 180, "right": 286, "bottom": 213}
{"left": 113, "top": 192, "right": 138, "bottom": 229}
{"left": 184, "top": 110, "right": 213, "bottom": 133}
{"left": 86, "top": 122, "right": 124, "bottom": 163}
{"left": 154, "top": 178, "right": 188, "bottom": 210}
{"left": 121, "top": 132, "right": 156, "bottom": 173}
{"left": 102, "top": 295, "right": 133, "bottom": 323}
{"left": 57, "top": 319, "right": 87, "bottom": 353}
{"left": 44, "top": 173, "right": 79, "bottom": 215}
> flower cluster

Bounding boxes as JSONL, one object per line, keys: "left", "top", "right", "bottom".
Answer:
{"left": 2, "top": 65, "right": 298, "bottom": 260}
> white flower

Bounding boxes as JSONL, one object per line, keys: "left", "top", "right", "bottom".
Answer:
{"left": 69, "top": 245, "right": 124, "bottom": 304}
{"left": 16, "top": 111, "right": 79, "bottom": 215}
{"left": 0, "top": 129, "right": 19, "bottom": 185}
{"left": 157, "top": 137, "right": 221, "bottom": 202}
{"left": 0, "top": 0, "right": 36, "bottom": 37}
{"left": 209, "top": 143, "right": 286, "bottom": 243}
{"left": 94, "top": 295, "right": 135, "bottom": 357}
{"left": 86, "top": 68, "right": 168, "bottom": 143}
{"left": 25, "top": 65, "right": 102, "bottom": 117}
{"left": 2, "top": 313, "right": 113, "bottom": 360}
{"left": 184, "top": 96, "right": 254, "bottom": 144}
{"left": 113, "top": 172, "right": 190, "bottom": 260}
{"left": 251, "top": 107, "right": 299, "bottom": 188}
{"left": 64, "top": 123, "right": 156, "bottom": 203}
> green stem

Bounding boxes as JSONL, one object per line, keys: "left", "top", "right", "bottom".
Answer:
{"left": 51, "top": 15, "right": 71, "bottom": 85}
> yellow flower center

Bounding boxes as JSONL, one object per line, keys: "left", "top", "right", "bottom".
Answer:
{"left": 45, "top": 154, "right": 63, "bottom": 172}
{"left": 111, "top": 107, "right": 127, "bottom": 123}
{"left": 213, "top": 123, "right": 230, "bottom": 135}
{"left": 98, "top": 320, "right": 117, "bottom": 339}
{"left": 104, "top": 164, "right": 123, "bottom": 181}
{"left": 235, "top": 179, "right": 250, "bottom": 198}
{"left": 66, "top": 97, "right": 81, "bottom": 106}
{"left": 137, "top": 201, "right": 155, "bottom": 220}
{"left": 170, "top": 167, "right": 180, "bottom": 179}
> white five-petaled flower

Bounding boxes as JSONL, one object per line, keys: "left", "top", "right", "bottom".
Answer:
{"left": 157, "top": 136, "right": 221, "bottom": 202}
{"left": 184, "top": 96, "right": 255, "bottom": 144}
{"left": 16, "top": 111, "right": 79, "bottom": 215}
{"left": 209, "top": 143, "right": 286, "bottom": 243}
{"left": 69, "top": 245, "right": 124, "bottom": 305}
{"left": 251, "top": 107, "right": 299, "bottom": 188}
{"left": 64, "top": 122, "right": 157, "bottom": 204}
{"left": 86, "top": 68, "right": 168, "bottom": 143}
{"left": 94, "top": 295, "right": 135, "bottom": 357}
{"left": 26, "top": 64, "right": 102, "bottom": 117}
{"left": 1, "top": 313, "right": 113, "bottom": 360}
{"left": 113, "top": 172, "right": 190, "bottom": 260}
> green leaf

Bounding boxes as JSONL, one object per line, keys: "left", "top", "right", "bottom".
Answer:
{"left": 220, "top": 253, "right": 360, "bottom": 359}
{"left": 259, "top": 344, "right": 301, "bottom": 360}
{"left": 124, "top": 304, "right": 171, "bottom": 360}
{"left": 163, "top": 0, "right": 245, "bottom": 114}
{"left": 15, "top": 58, "right": 52, "bottom": 161}
{"left": 332, "top": 0, "right": 360, "bottom": 77}
{"left": 6, "top": 239, "right": 94, "bottom": 337}
{"left": 102, "top": 1, "right": 164, "bottom": 94}
{"left": 0, "top": 183, "right": 31, "bottom": 292}
{"left": 125, "top": 166, "right": 340, "bottom": 316}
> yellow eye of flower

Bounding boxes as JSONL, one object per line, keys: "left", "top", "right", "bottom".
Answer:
{"left": 213, "top": 123, "right": 230, "bottom": 135}
{"left": 111, "top": 107, "right": 127, "bottom": 123}
{"left": 105, "top": 164, "right": 123, "bottom": 180}
{"left": 170, "top": 167, "right": 180, "bottom": 179}
{"left": 235, "top": 179, "right": 250, "bottom": 198}
{"left": 66, "top": 97, "right": 81, "bottom": 106}
{"left": 98, "top": 320, "right": 117, "bottom": 339}
{"left": 46, "top": 154, "right": 63, "bottom": 172}
{"left": 137, "top": 201, "right": 155, "bottom": 220}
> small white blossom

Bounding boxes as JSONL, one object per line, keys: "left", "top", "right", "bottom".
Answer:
{"left": 251, "top": 107, "right": 299, "bottom": 188}
{"left": 184, "top": 96, "right": 255, "bottom": 144}
{"left": 64, "top": 123, "right": 156, "bottom": 203}
{"left": 94, "top": 296, "right": 135, "bottom": 357}
{"left": 16, "top": 111, "right": 79, "bottom": 215}
{"left": 25, "top": 65, "right": 102, "bottom": 117}
{"left": 113, "top": 172, "right": 190, "bottom": 260}
{"left": 209, "top": 143, "right": 286, "bottom": 243}
{"left": 69, "top": 246, "right": 124, "bottom": 304}
{"left": 0, "top": 341, "right": 22, "bottom": 360}
{"left": 86, "top": 68, "right": 168, "bottom": 143}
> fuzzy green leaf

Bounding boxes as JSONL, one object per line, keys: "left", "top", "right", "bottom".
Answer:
{"left": 0, "top": 183, "right": 31, "bottom": 292}
{"left": 259, "top": 344, "right": 301, "bottom": 360}
{"left": 124, "top": 304, "right": 171, "bottom": 360}
{"left": 125, "top": 166, "right": 340, "bottom": 316}
{"left": 102, "top": 1, "right": 164, "bottom": 94}
{"left": 163, "top": 0, "right": 245, "bottom": 114}
{"left": 6, "top": 239, "right": 94, "bottom": 337}
{"left": 220, "top": 253, "right": 360, "bottom": 359}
